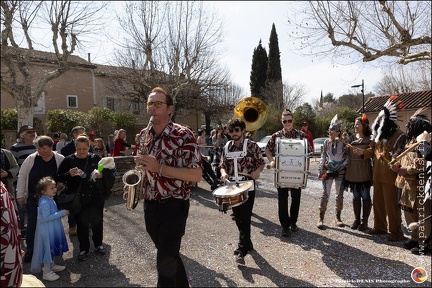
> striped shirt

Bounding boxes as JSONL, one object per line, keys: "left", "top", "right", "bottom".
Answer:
{"left": 10, "top": 142, "right": 37, "bottom": 167}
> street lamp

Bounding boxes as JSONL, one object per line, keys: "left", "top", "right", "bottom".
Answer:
{"left": 351, "top": 79, "right": 365, "bottom": 114}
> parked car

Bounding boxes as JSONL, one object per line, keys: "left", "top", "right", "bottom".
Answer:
{"left": 257, "top": 135, "right": 271, "bottom": 156}
{"left": 313, "top": 137, "right": 327, "bottom": 156}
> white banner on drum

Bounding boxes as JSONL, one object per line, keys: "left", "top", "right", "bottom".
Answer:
{"left": 274, "top": 138, "right": 309, "bottom": 189}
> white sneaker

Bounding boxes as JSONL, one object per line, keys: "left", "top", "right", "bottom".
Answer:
{"left": 42, "top": 265, "right": 66, "bottom": 273}
{"left": 51, "top": 265, "right": 66, "bottom": 272}
{"left": 43, "top": 271, "right": 60, "bottom": 281}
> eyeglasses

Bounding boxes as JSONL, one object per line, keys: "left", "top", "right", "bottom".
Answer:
{"left": 147, "top": 101, "right": 166, "bottom": 108}
{"left": 229, "top": 127, "right": 241, "bottom": 133}
{"left": 282, "top": 120, "right": 293, "bottom": 124}
{"left": 26, "top": 131, "right": 36, "bottom": 134}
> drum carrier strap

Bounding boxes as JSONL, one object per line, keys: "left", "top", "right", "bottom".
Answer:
{"left": 223, "top": 139, "right": 249, "bottom": 181}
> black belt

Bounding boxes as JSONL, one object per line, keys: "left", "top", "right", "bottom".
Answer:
{"left": 145, "top": 197, "right": 185, "bottom": 204}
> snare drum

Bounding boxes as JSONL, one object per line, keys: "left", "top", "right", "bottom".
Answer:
{"left": 274, "top": 138, "right": 309, "bottom": 189}
{"left": 212, "top": 180, "right": 253, "bottom": 209}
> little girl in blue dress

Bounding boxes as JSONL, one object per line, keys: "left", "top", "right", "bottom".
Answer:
{"left": 30, "top": 176, "right": 69, "bottom": 281}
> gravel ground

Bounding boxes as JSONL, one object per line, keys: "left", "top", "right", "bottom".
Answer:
{"left": 22, "top": 157, "right": 431, "bottom": 287}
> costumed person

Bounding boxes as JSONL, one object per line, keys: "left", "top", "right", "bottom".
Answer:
{"left": 220, "top": 117, "right": 265, "bottom": 264}
{"left": 134, "top": 87, "right": 202, "bottom": 287}
{"left": 266, "top": 109, "right": 312, "bottom": 237}
{"left": 392, "top": 108, "right": 431, "bottom": 254}
{"left": 358, "top": 95, "right": 406, "bottom": 241}
{"left": 30, "top": 177, "right": 69, "bottom": 282}
{"left": 344, "top": 115, "right": 373, "bottom": 231}
{"left": 317, "top": 114, "right": 349, "bottom": 229}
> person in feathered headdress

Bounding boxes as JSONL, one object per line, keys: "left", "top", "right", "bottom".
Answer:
{"left": 317, "top": 114, "right": 349, "bottom": 229}
{"left": 392, "top": 108, "right": 431, "bottom": 254}
{"left": 358, "top": 95, "right": 407, "bottom": 242}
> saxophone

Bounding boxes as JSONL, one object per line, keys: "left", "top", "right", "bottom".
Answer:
{"left": 122, "top": 116, "right": 154, "bottom": 209}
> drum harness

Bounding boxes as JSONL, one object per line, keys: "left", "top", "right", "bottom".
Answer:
{"left": 223, "top": 139, "right": 255, "bottom": 185}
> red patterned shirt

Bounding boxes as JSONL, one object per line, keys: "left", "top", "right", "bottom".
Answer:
{"left": 266, "top": 129, "right": 313, "bottom": 155}
{"left": 220, "top": 139, "right": 265, "bottom": 176}
{"left": 137, "top": 120, "right": 202, "bottom": 201}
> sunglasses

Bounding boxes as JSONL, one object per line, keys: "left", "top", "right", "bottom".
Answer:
{"left": 147, "top": 101, "right": 166, "bottom": 108}
{"left": 228, "top": 127, "right": 241, "bottom": 133}
{"left": 282, "top": 119, "right": 293, "bottom": 124}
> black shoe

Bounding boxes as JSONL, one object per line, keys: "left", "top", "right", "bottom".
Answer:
{"left": 78, "top": 251, "right": 88, "bottom": 261}
{"left": 291, "top": 224, "right": 299, "bottom": 232}
{"left": 95, "top": 245, "right": 106, "bottom": 255}
{"left": 235, "top": 254, "right": 245, "bottom": 265}
{"left": 403, "top": 240, "right": 418, "bottom": 250}
{"left": 282, "top": 228, "right": 291, "bottom": 238}
{"left": 23, "top": 252, "right": 33, "bottom": 263}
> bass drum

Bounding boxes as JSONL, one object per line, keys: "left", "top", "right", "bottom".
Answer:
{"left": 274, "top": 138, "right": 309, "bottom": 189}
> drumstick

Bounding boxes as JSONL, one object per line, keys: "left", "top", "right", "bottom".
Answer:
{"left": 238, "top": 172, "right": 252, "bottom": 177}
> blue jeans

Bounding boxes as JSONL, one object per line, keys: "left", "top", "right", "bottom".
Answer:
{"left": 352, "top": 183, "right": 371, "bottom": 201}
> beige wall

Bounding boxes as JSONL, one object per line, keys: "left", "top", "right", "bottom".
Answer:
{"left": 1, "top": 60, "right": 199, "bottom": 132}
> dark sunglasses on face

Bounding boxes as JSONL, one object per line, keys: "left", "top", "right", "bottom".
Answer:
{"left": 282, "top": 119, "right": 293, "bottom": 124}
{"left": 229, "top": 127, "right": 241, "bottom": 133}
{"left": 147, "top": 101, "right": 166, "bottom": 108}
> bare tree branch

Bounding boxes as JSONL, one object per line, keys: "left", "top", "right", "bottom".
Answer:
{"left": 287, "top": 1, "right": 431, "bottom": 65}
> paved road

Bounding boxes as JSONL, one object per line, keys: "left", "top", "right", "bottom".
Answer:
{"left": 22, "top": 158, "right": 431, "bottom": 287}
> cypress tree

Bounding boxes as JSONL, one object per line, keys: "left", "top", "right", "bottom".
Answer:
{"left": 250, "top": 40, "right": 268, "bottom": 98}
{"left": 266, "top": 23, "right": 283, "bottom": 105}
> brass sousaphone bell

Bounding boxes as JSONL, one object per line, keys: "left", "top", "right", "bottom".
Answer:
{"left": 234, "top": 96, "right": 267, "bottom": 134}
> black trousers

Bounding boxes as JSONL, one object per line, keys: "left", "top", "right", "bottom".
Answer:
{"left": 201, "top": 158, "right": 218, "bottom": 185}
{"left": 277, "top": 188, "right": 301, "bottom": 230}
{"left": 76, "top": 197, "right": 105, "bottom": 252}
{"left": 232, "top": 190, "right": 255, "bottom": 255}
{"left": 144, "top": 198, "right": 190, "bottom": 287}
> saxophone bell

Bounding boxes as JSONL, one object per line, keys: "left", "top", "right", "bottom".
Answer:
{"left": 122, "top": 116, "right": 154, "bottom": 210}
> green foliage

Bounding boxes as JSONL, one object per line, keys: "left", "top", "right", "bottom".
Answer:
{"left": 46, "top": 109, "right": 87, "bottom": 135}
{"left": 113, "top": 112, "right": 138, "bottom": 131}
{"left": 267, "top": 24, "right": 282, "bottom": 82}
{"left": 250, "top": 40, "right": 268, "bottom": 98}
{"left": 86, "top": 107, "right": 116, "bottom": 138}
{"left": 261, "top": 104, "right": 283, "bottom": 136}
{"left": 0, "top": 109, "right": 18, "bottom": 131}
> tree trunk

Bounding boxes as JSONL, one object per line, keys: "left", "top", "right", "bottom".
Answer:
{"left": 16, "top": 97, "right": 34, "bottom": 127}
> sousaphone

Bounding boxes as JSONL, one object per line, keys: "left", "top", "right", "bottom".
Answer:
{"left": 234, "top": 96, "right": 267, "bottom": 135}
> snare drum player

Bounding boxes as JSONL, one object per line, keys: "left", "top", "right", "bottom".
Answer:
{"left": 134, "top": 87, "right": 202, "bottom": 287}
{"left": 266, "top": 109, "right": 312, "bottom": 237}
{"left": 220, "top": 117, "right": 265, "bottom": 264}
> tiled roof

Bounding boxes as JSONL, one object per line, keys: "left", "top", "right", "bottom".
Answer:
{"left": 361, "top": 90, "right": 431, "bottom": 113}
{"left": 1, "top": 45, "right": 96, "bottom": 69}
{"left": 94, "top": 64, "right": 135, "bottom": 77}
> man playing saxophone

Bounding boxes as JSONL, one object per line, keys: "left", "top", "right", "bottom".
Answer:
{"left": 134, "top": 87, "right": 202, "bottom": 287}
